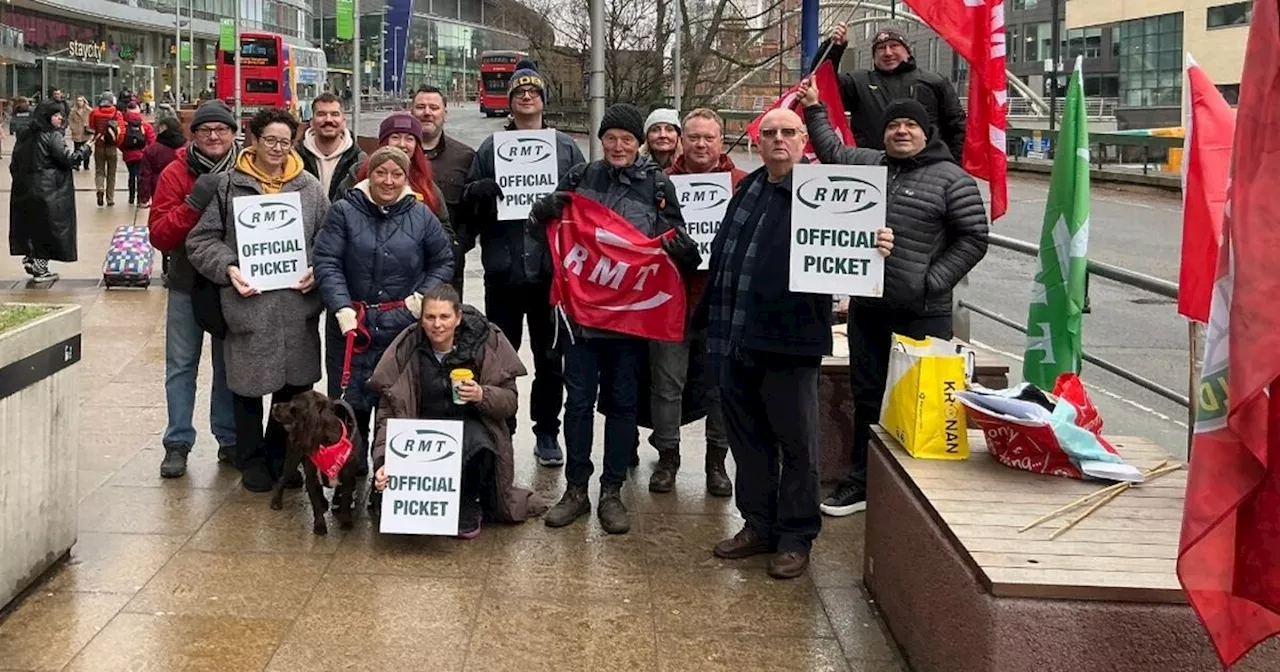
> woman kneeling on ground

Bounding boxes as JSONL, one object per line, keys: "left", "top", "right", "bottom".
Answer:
{"left": 369, "top": 285, "right": 547, "bottom": 538}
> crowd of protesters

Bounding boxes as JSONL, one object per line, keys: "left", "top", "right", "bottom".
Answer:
{"left": 7, "top": 22, "right": 985, "bottom": 581}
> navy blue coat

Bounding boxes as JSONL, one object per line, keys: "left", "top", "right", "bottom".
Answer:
{"left": 314, "top": 185, "right": 455, "bottom": 410}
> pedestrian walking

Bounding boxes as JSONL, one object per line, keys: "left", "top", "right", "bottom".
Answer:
{"left": 185, "top": 108, "right": 329, "bottom": 493}
{"left": 88, "top": 93, "right": 125, "bottom": 206}
{"left": 139, "top": 115, "right": 186, "bottom": 208}
{"left": 799, "top": 82, "right": 989, "bottom": 517}
{"left": 8, "top": 101, "right": 91, "bottom": 283}
{"left": 119, "top": 104, "right": 156, "bottom": 205}
{"left": 67, "top": 96, "right": 92, "bottom": 170}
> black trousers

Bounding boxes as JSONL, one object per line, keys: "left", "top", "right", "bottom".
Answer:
{"left": 483, "top": 280, "right": 562, "bottom": 437}
{"left": 722, "top": 349, "right": 822, "bottom": 554}
{"left": 846, "top": 304, "right": 954, "bottom": 488}
{"left": 125, "top": 160, "right": 142, "bottom": 200}
{"left": 232, "top": 383, "right": 311, "bottom": 478}
{"left": 450, "top": 246, "right": 466, "bottom": 298}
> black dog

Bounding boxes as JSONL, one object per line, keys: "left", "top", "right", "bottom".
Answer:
{"left": 269, "top": 391, "right": 363, "bottom": 535}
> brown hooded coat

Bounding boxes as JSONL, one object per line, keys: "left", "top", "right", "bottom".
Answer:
{"left": 367, "top": 312, "right": 546, "bottom": 523}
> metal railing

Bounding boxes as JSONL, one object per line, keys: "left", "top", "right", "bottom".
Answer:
{"left": 1006, "top": 127, "right": 1184, "bottom": 176}
{"left": 956, "top": 233, "right": 1191, "bottom": 410}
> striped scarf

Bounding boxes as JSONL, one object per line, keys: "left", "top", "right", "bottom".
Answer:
{"left": 706, "top": 172, "right": 769, "bottom": 379}
{"left": 186, "top": 141, "right": 239, "bottom": 176}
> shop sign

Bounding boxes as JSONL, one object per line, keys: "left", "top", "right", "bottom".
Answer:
{"left": 68, "top": 40, "right": 107, "bottom": 60}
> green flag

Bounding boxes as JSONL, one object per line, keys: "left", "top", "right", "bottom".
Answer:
{"left": 1024, "top": 56, "right": 1090, "bottom": 389}
{"left": 336, "top": 0, "right": 354, "bottom": 40}
{"left": 180, "top": 41, "right": 192, "bottom": 61}
{"left": 219, "top": 18, "right": 235, "bottom": 52}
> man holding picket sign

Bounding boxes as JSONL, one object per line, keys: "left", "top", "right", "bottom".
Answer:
{"left": 703, "top": 105, "right": 895, "bottom": 580}
{"left": 529, "top": 103, "right": 701, "bottom": 535}
{"left": 462, "top": 61, "right": 584, "bottom": 468}
{"left": 798, "top": 78, "right": 990, "bottom": 518}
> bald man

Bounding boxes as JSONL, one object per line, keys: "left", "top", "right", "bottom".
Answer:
{"left": 701, "top": 107, "right": 893, "bottom": 580}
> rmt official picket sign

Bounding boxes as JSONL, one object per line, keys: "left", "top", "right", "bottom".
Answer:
{"left": 494, "top": 128, "right": 559, "bottom": 220}
{"left": 232, "top": 192, "right": 309, "bottom": 292}
{"left": 788, "top": 164, "right": 887, "bottom": 296}
{"left": 379, "top": 419, "right": 464, "bottom": 535}
{"left": 669, "top": 172, "right": 733, "bottom": 271}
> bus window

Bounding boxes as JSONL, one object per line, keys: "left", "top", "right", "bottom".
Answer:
{"left": 482, "top": 72, "right": 509, "bottom": 93}
{"left": 246, "top": 79, "right": 279, "bottom": 93}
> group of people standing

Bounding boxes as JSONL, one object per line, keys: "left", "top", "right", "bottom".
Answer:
{"left": 119, "top": 23, "right": 986, "bottom": 582}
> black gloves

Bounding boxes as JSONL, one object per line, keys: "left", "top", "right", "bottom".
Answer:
{"left": 185, "top": 173, "right": 222, "bottom": 211}
{"left": 465, "top": 178, "right": 504, "bottom": 202}
{"left": 530, "top": 192, "right": 572, "bottom": 227}
{"left": 662, "top": 227, "right": 702, "bottom": 274}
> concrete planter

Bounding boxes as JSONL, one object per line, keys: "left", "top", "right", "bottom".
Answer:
{"left": 0, "top": 304, "right": 81, "bottom": 610}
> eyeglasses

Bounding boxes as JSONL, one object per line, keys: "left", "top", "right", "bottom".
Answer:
{"left": 194, "top": 126, "right": 233, "bottom": 137}
{"left": 258, "top": 137, "right": 293, "bottom": 150}
{"left": 760, "top": 127, "right": 803, "bottom": 139}
{"left": 512, "top": 87, "right": 540, "bottom": 99}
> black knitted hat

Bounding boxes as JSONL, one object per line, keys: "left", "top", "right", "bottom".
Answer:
{"left": 882, "top": 98, "right": 932, "bottom": 138}
{"left": 597, "top": 103, "right": 645, "bottom": 143}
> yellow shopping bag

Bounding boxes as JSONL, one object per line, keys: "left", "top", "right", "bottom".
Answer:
{"left": 878, "top": 335, "right": 973, "bottom": 460}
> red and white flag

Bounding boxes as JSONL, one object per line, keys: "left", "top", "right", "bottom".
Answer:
{"left": 1177, "top": 53, "right": 1234, "bottom": 324}
{"left": 1177, "top": 0, "right": 1280, "bottom": 666}
{"left": 905, "top": 0, "right": 1009, "bottom": 221}
{"left": 548, "top": 193, "right": 687, "bottom": 342}
{"left": 746, "top": 60, "right": 855, "bottom": 159}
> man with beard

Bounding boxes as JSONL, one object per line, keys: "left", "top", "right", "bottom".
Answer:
{"left": 147, "top": 101, "right": 241, "bottom": 478}
{"left": 816, "top": 23, "right": 966, "bottom": 161}
{"left": 297, "top": 92, "right": 365, "bottom": 201}
{"left": 413, "top": 84, "right": 475, "bottom": 296}
{"left": 463, "top": 61, "right": 584, "bottom": 467}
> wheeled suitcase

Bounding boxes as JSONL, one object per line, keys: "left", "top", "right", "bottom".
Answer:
{"left": 102, "top": 223, "right": 154, "bottom": 288}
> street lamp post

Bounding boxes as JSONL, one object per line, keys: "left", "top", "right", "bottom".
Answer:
{"left": 394, "top": 26, "right": 402, "bottom": 95}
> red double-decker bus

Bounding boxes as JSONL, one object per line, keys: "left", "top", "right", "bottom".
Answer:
{"left": 478, "top": 50, "right": 529, "bottom": 117}
{"left": 216, "top": 32, "right": 326, "bottom": 125}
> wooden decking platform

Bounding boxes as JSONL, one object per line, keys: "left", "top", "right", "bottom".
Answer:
{"left": 864, "top": 426, "right": 1280, "bottom": 672}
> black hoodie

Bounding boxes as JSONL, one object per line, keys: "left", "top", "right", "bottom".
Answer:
{"left": 803, "top": 104, "right": 989, "bottom": 316}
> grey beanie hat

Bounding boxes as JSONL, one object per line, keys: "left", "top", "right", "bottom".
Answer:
{"left": 189, "top": 100, "right": 237, "bottom": 131}
{"left": 367, "top": 146, "right": 411, "bottom": 174}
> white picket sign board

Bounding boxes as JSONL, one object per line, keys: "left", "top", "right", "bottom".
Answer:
{"left": 669, "top": 172, "right": 733, "bottom": 271}
{"left": 232, "top": 191, "right": 308, "bottom": 292}
{"left": 379, "top": 418, "right": 464, "bottom": 536}
{"left": 494, "top": 128, "right": 560, "bottom": 220}
{"left": 788, "top": 163, "right": 887, "bottom": 297}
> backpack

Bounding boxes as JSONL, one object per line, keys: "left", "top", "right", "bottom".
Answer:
{"left": 121, "top": 118, "right": 145, "bottom": 150}
{"left": 102, "top": 117, "right": 119, "bottom": 145}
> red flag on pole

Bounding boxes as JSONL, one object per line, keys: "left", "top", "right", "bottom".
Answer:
{"left": 904, "top": 0, "right": 1009, "bottom": 221}
{"left": 1177, "top": 54, "right": 1234, "bottom": 324}
{"left": 1177, "top": 0, "right": 1280, "bottom": 666}
{"left": 746, "top": 60, "right": 854, "bottom": 155}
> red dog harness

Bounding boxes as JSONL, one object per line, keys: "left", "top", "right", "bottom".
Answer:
{"left": 339, "top": 299, "right": 407, "bottom": 398}
{"left": 309, "top": 422, "right": 353, "bottom": 481}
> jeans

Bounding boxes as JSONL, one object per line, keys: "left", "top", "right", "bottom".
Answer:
{"left": 163, "top": 290, "right": 236, "bottom": 449}
{"left": 484, "top": 280, "right": 562, "bottom": 436}
{"left": 846, "top": 305, "right": 953, "bottom": 489}
{"left": 125, "top": 160, "right": 141, "bottom": 201}
{"left": 94, "top": 146, "right": 118, "bottom": 198}
{"left": 721, "top": 349, "right": 822, "bottom": 553}
{"left": 232, "top": 383, "right": 311, "bottom": 477}
{"left": 563, "top": 338, "right": 645, "bottom": 488}
{"left": 649, "top": 338, "right": 728, "bottom": 456}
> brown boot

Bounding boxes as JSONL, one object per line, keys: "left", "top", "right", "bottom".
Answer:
{"left": 767, "top": 551, "right": 810, "bottom": 580}
{"left": 714, "top": 525, "right": 773, "bottom": 559}
{"left": 648, "top": 450, "right": 680, "bottom": 493}
{"left": 705, "top": 447, "right": 732, "bottom": 498}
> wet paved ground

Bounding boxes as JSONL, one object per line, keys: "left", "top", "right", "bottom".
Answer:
{"left": 0, "top": 149, "right": 906, "bottom": 669}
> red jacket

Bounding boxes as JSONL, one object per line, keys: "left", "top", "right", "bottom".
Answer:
{"left": 118, "top": 110, "right": 156, "bottom": 163}
{"left": 86, "top": 105, "right": 125, "bottom": 148}
{"left": 148, "top": 146, "right": 204, "bottom": 253}
{"left": 666, "top": 153, "right": 748, "bottom": 316}
{"left": 138, "top": 130, "right": 186, "bottom": 204}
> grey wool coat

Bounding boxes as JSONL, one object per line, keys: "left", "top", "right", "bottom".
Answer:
{"left": 185, "top": 165, "right": 329, "bottom": 398}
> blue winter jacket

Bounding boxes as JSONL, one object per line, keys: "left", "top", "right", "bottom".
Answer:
{"left": 313, "top": 183, "right": 455, "bottom": 410}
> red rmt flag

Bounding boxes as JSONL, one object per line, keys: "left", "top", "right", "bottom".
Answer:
{"left": 1178, "top": 54, "right": 1234, "bottom": 324}
{"left": 547, "top": 193, "right": 687, "bottom": 342}
{"left": 905, "top": 0, "right": 1009, "bottom": 221}
{"left": 1178, "top": 0, "right": 1280, "bottom": 666}
{"left": 746, "top": 60, "right": 854, "bottom": 156}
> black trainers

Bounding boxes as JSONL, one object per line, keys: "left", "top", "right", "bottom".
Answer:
{"left": 820, "top": 481, "right": 867, "bottom": 517}
{"left": 545, "top": 485, "right": 591, "bottom": 528}
{"left": 597, "top": 484, "right": 630, "bottom": 534}
{"left": 534, "top": 433, "right": 564, "bottom": 467}
{"left": 216, "top": 444, "right": 235, "bottom": 464}
{"left": 240, "top": 463, "right": 274, "bottom": 493}
{"left": 159, "top": 444, "right": 191, "bottom": 478}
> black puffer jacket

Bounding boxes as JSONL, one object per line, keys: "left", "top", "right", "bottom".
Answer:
{"left": 313, "top": 183, "right": 455, "bottom": 411}
{"left": 805, "top": 104, "right": 989, "bottom": 316}
{"left": 8, "top": 102, "right": 87, "bottom": 261}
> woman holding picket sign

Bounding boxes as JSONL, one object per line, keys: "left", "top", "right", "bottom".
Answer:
{"left": 526, "top": 103, "right": 702, "bottom": 535}
{"left": 186, "top": 108, "right": 329, "bottom": 493}
{"left": 313, "top": 145, "right": 455, "bottom": 479}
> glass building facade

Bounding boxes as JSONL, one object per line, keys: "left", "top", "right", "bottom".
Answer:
{"left": 1117, "top": 12, "right": 1183, "bottom": 107}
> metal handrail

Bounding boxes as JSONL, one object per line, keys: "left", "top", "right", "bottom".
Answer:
{"left": 959, "top": 233, "right": 1190, "bottom": 408}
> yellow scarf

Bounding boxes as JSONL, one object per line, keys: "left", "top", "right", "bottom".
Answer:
{"left": 235, "top": 148, "right": 304, "bottom": 194}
